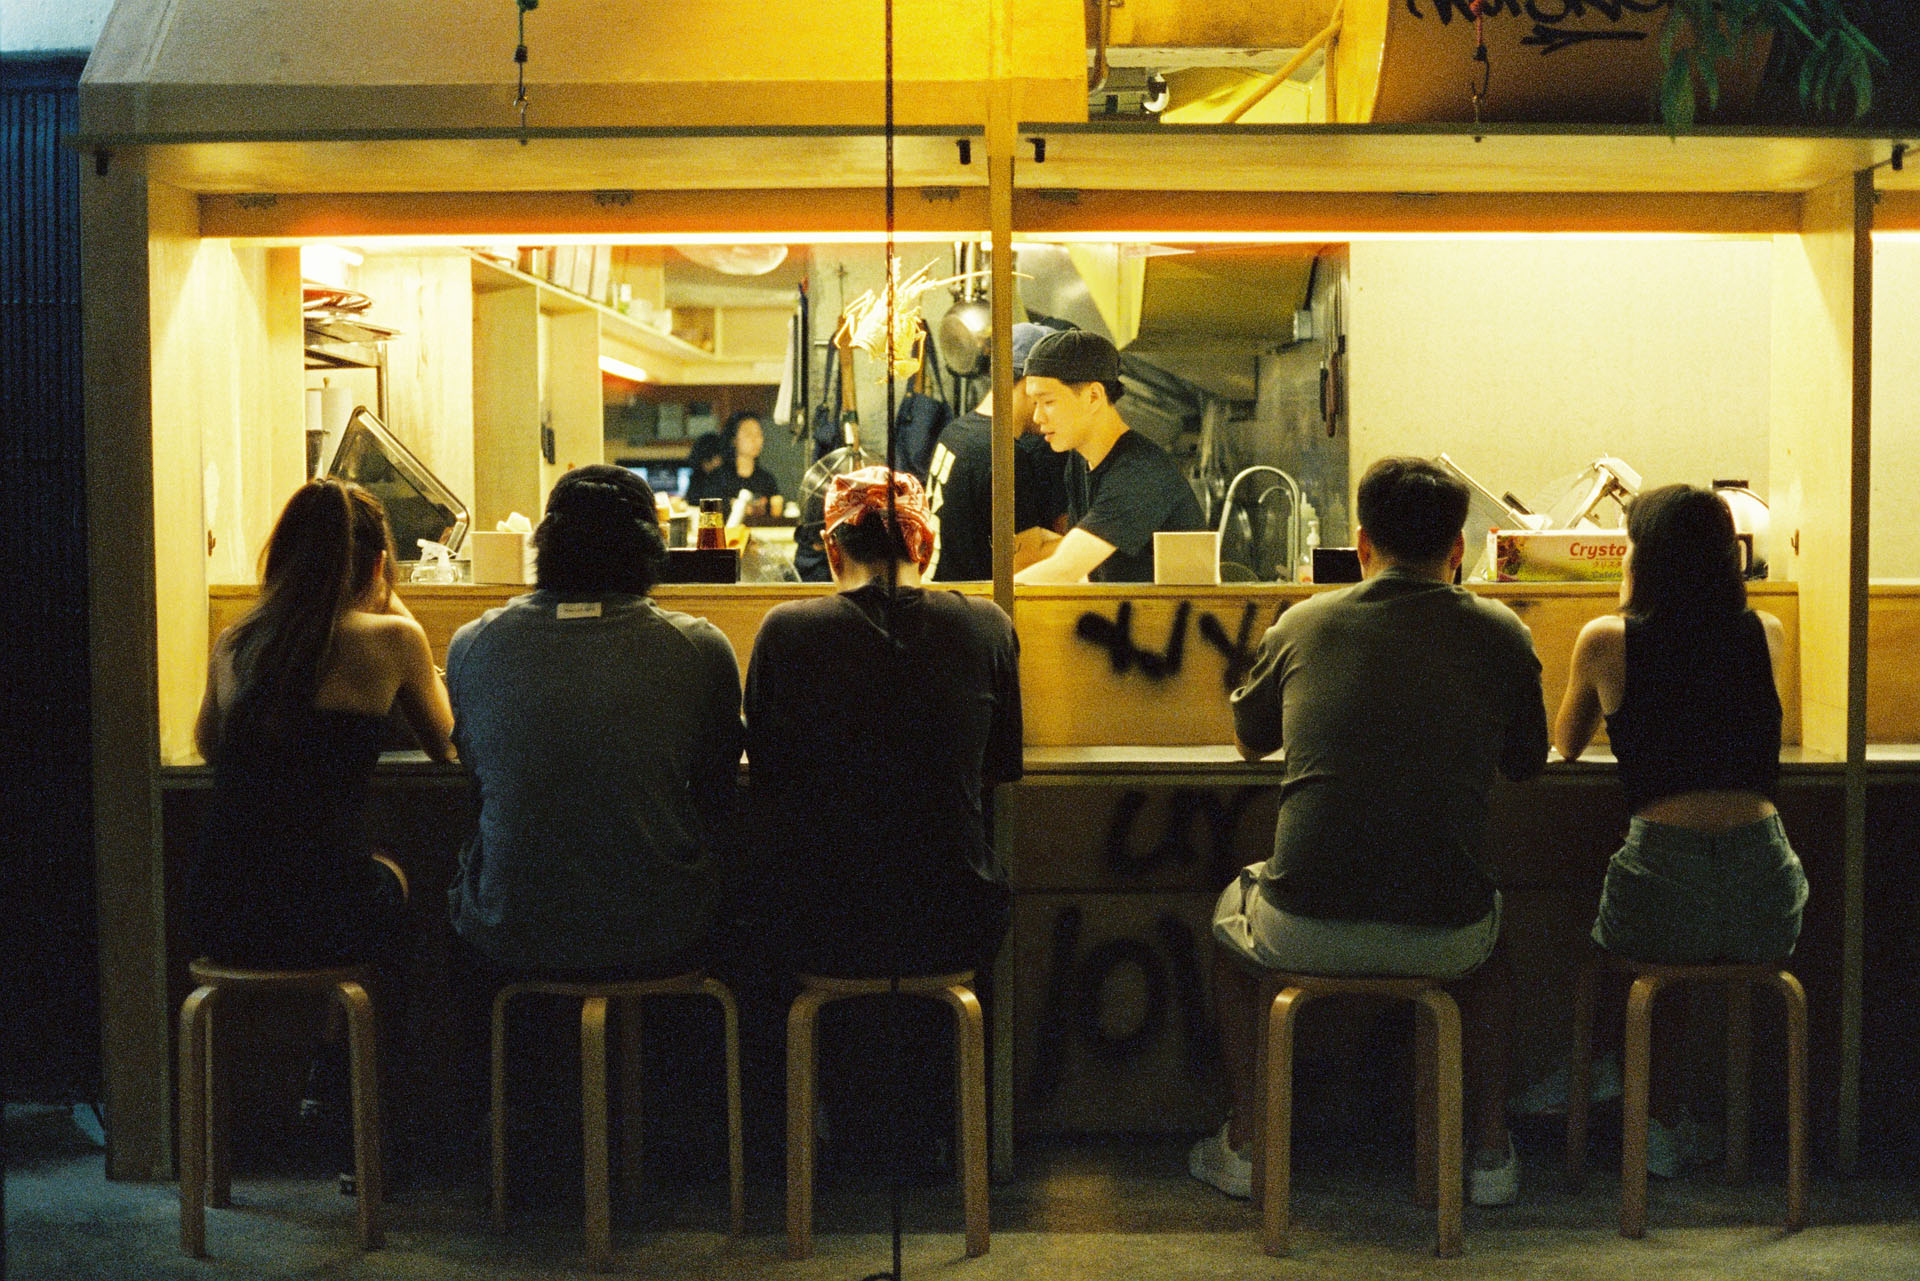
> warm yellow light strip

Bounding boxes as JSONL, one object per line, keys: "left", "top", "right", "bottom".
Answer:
{"left": 1018, "top": 230, "right": 1752, "bottom": 243}
{"left": 598, "top": 355, "right": 650, "bottom": 382}
{"left": 240, "top": 231, "right": 960, "bottom": 248}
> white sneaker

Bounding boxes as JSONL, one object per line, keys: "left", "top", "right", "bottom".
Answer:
{"left": 1188, "top": 1122, "right": 1253, "bottom": 1200}
{"left": 1513, "top": 1054, "right": 1623, "bottom": 1117}
{"left": 1469, "top": 1136, "right": 1520, "bottom": 1207}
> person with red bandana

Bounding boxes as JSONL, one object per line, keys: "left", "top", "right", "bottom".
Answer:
{"left": 745, "top": 466, "right": 1022, "bottom": 981}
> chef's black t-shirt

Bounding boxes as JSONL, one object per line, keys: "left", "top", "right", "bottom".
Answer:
{"left": 925, "top": 412, "right": 1071, "bottom": 581}
{"left": 1066, "top": 429, "right": 1206, "bottom": 583}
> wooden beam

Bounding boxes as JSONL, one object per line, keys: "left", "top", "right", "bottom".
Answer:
{"left": 1013, "top": 189, "right": 1801, "bottom": 237}
{"left": 200, "top": 188, "right": 990, "bottom": 241}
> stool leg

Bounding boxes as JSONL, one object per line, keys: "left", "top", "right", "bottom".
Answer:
{"left": 1261, "top": 988, "right": 1307, "bottom": 1257}
{"left": 1418, "top": 992, "right": 1464, "bottom": 1261}
{"left": 1772, "top": 971, "right": 1810, "bottom": 1232}
{"left": 335, "top": 981, "right": 383, "bottom": 1251}
{"left": 619, "top": 997, "right": 645, "bottom": 1209}
{"left": 581, "top": 997, "right": 612, "bottom": 1270}
{"left": 703, "top": 980, "right": 745, "bottom": 1238}
{"left": 786, "top": 988, "right": 829, "bottom": 1260}
{"left": 1249, "top": 980, "right": 1274, "bottom": 1207}
{"left": 489, "top": 989, "right": 513, "bottom": 1233}
{"left": 1413, "top": 1000, "right": 1437, "bottom": 1211}
{"left": 1725, "top": 981, "right": 1752, "bottom": 1183}
{"left": 1620, "top": 974, "right": 1665, "bottom": 1239}
{"left": 204, "top": 996, "right": 231, "bottom": 1209}
{"left": 178, "top": 986, "right": 215, "bottom": 1257}
{"left": 945, "top": 985, "right": 990, "bottom": 1258}
{"left": 1566, "top": 957, "right": 1600, "bottom": 1189}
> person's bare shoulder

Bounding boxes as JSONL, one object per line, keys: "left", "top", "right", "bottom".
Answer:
{"left": 1572, "top": 611, "right": 1626, "bottom": 671}
{"left": 338, "top": 609, "right": 428, "bottom": 661}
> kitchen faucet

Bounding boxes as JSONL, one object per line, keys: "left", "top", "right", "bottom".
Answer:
{"left": 1217, "top": 465, "right": 1304, "bottom": 582}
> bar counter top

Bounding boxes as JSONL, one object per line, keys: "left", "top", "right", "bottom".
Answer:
{"left": 155, "top": 742, "right": 1920, "bottom": 787}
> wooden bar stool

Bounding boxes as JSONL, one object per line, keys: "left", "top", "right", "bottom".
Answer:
{"left": 785, "top": 971, "right": 988, "bottom": 1260}
{"left": 1251, "top": 973, "right": 1464, "bottom": 1259}
{"left": 1565, "top": 952, "right": 1808, "bottom": 1238}
{"left": 489, "top": 971, "right": 742, "bottom": 1270}
{"left": 177, "top": 958, "right": 383, "bottom": 1257}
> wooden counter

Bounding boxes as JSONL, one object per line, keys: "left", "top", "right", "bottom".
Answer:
{"left": 205, "top": 575, "right": 1920, "bottom": 751}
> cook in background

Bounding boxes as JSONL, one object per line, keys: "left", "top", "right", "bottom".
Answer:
{"left": 683, "top": 430, "right": 729, "bottom": 502}
{"left": 696, "top": 410, "right": 783, "bottom": 516}
{"left": 1013, "top": 330, "right": 1205, "bottom": 584}
{"left": 925, "top": 320, "right": 1070, "bottom": 581}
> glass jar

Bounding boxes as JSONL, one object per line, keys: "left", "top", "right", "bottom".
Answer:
{"left": 696, "top": 497, "right": 726, "bottom": 550}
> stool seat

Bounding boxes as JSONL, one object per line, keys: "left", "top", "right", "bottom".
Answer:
{"left": 1254, "top": 972, "right": 1463, "bottom": 1259}
{"left": 786, "top": 970, "right": 988, "bottom": 1260}
{"left": 1566, "top": 952, "right": 1808, "bottom": 1237}
{"left": 178, "top": 957, "right": 383, "bottom": 1257}
{"left": 188, "top": 959, "right": 373, "bottom": 988}
{"left": 490, "top": 969, "right": 742, "bottom": 1270}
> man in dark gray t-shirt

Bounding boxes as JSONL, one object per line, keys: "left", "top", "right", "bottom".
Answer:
{"left": 446, "top": 466, "right": 743, "bottom": 973}
{"left": 1191, "top": 457, "right": 1547, "bottom": 1210}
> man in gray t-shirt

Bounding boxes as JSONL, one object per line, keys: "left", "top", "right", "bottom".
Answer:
{"left": 1190, "top": 457, "right": 1547, "bottom": 1209}
{"left": 446, "top": 466, "right": 743, "bottom": 973}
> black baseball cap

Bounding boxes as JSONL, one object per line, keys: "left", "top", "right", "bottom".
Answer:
{"left": 1023, "top": 329, "right": 1121, "bottom": 384}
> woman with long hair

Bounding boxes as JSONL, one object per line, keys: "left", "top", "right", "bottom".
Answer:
{"left": 189, "top": 478, "right": 454, "bottom": 967}
{"left": 1556, "top": 484, "right": 1807, "bottom": 1175}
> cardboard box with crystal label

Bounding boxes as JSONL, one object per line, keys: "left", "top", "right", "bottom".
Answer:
{"left": 1488, "top": 529, "right": 1627, "bottom": 582}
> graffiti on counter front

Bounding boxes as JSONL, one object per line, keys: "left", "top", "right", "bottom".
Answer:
{"left": 1077, "top": 600, "right": 1191, "bottom": 678}
{"left": 1404, "top": 0, "right": 1662, "bottom": 53}
{"left": 1075, "top": 599, "right": 1270, "bottom": 695}
{"left": 1030, "top": 904, "right": 1213, "bottom": 1105}
{"left": 1103, "top": 787, "right": 1262, "bottom": 882}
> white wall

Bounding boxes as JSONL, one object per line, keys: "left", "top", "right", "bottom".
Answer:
{"left": 1871, "top": 239, "right": 1920, "bottom": 579}
{"left": 1, "top": 0, "right": 113, "bottom": 51}
{"left": 1349, "top": 238, "right": 1775, "bottom": 519}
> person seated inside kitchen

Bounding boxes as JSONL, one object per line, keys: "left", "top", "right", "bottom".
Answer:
{"left": 1554, "top": 483, "right": 1805, "bottom": 1177}
{"left": 744, "top": 466, "right": 1021, "bottom": 1165}
{"left": 687, "top": 410, "right": 782, "bottom": 516}
{"left": 1192, "top": 457, "right": 1549, "bottom": 1207}
{"left": 682, "top": 429, "right": 729, "bottom": 502}
{"left": 1012, "top": 329, "right": 1205, "bottom": 584}
{"left": 925, "top": 320, "right": 1069, "bottom": 581}
{"left": 444, "top": 465, "right": 744, "bottom": 1113}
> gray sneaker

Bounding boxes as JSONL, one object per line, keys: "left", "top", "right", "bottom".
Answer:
{"left": 1188, "top": 1122, "right": 1252, "bottom": 1200}
{"left": 1513, "top": 1054, "right": 1622, "bottom": 1117}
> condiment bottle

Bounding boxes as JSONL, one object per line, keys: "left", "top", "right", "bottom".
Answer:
{"left": 695, "top": 497, "right": 726, "bottom": 550}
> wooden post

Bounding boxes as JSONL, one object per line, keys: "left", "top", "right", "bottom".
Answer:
{"left": 82, "top": 157, "right": 172, "bottom": 1181}
{"left": 1768, "top": 168, "right": 1872, "bottom": 1170}
{"left": 987, "top": 0, "right": 1016, "bottom": 617}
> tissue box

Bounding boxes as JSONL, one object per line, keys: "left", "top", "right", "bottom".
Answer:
{"left": 469, "top": 531, "right": 532, "bottom": 585}
{"left": 1488, "top": 529, "right": 1626, "bottom": 582}
{"left": 1153, "top": 531, "right": 1221, "bottom": 585}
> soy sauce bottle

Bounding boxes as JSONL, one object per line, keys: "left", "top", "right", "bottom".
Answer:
{"left": 695, "top": 498, "right": 726, "bottom": 550}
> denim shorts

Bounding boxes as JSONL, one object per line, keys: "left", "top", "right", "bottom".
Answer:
{"left": 1213, "top": 862, "right": 1501, "bottom": 981}
{"left": 1591, "top": 814, "right": 1807, "bottom": 964}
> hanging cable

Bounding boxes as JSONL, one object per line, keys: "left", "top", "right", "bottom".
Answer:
{"left": 1468, "top": 0, "right": 1492, "bottom": 126}
{"left": 861, "top": 8, "right": 905, "bottom": 1281}
{"left": 512, "top": 0, "right": 538, "bottom": 144}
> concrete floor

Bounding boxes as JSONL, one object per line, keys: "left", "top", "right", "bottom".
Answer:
{"left": 7, "top": 1104, "right": 1918, "bottom": 1280}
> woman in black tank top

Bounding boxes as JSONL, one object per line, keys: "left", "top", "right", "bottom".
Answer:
{"left": 190, "top": 480, "right": 455, "bottom": 967}
{"left": 1554, "top": 485, "right": 1807, "bottom": 1174}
